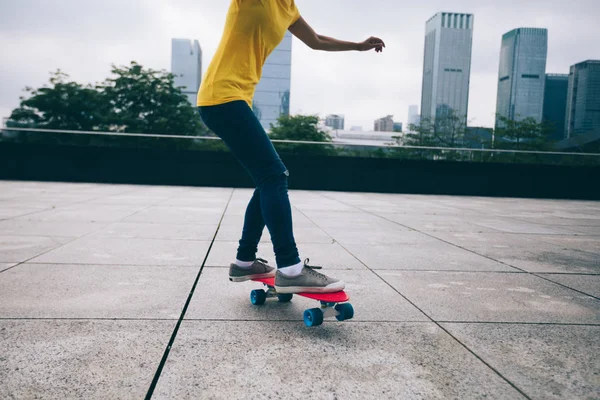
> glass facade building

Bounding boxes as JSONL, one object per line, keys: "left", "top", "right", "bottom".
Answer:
{"left": 495, "top": 28, "right": 548, "bottom": 127}
{"left": 565, "top": 60, "right": 600, "bottom": 138}
{"left": 542, "top": 74, "right": 569, "bottom": 140}
{"left": 171, "top": 39, "right": 202, "bottom": 106}
{"left": 420, "top": 12, "right": 474, "bottom": 126}
{"left": 325, "top": 114, "right": 345, "bottom": 130}
{"left": 253, "top": 32, "right": 293, "bottom": 131}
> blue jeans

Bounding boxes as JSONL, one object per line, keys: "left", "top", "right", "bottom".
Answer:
{"left": 198, "top": 101, "right": 301, "bottom": 268}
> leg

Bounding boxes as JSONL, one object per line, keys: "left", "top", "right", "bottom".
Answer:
{"left": 236, "top": 188, "right": 265, "bottom": 262}
{"left": 198, "top": 101, "right": 300, "bottom": 268}
{"left": 257, "top": 171, "right": 300, "bottom": 268}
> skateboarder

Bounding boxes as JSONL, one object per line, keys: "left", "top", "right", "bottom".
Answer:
{"left": 197, "top": 0, "right": 385, "bottom": 293}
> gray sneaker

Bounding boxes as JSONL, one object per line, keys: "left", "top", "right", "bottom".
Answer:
{"left": 274, "top": 259, "right": 345, "bottom": 294}
{"left": 229, "top": 258, "right": 275, "bottom": 282}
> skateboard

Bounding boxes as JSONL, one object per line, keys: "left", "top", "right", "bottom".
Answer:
{"left": 249, "top": 277, "right": 354, "bottom": 327}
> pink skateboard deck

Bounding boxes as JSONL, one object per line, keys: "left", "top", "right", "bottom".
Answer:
{"left": 253, "top": 277, "right": 349, "bottom": 302}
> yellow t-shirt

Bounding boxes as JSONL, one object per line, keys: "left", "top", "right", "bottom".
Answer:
{"left": 197, "top": 0, "right": 300, "bottom": 108}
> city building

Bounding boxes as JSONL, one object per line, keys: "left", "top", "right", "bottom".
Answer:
{"left": 374, "top": 115, "right": 394, "bottom": 132}
{"left": 408, "top": 105, "right": 421, "bottom": 126}
{"left": 325, "top": 114, "right": 345, "bottom": 130}
{"left": 253, "top": 32, "right": 293, "bottom": 131}
{"left": 495, "top": 28, "right": 548, "bottom": 127}
{"left": 565, "top": 60, "right": 600, "bottom": 139}
{"left": 171, "top": 39, "right": 202, "bottom": 106}
{"left": 393, "top": 122, "right": 403, "bottom": 132}
{"left": 420, "top": 12, "right": 474, "bottom": 126}
{"left": 542, "top": 74, "right": 569, "bottom": 141}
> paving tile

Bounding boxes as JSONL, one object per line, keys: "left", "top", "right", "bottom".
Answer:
{"left": 204, "top": 241, "right": 366, "bottom": 270}
{"left": 152, "top": 321, "right": 526, "bottom": 399}
{"left": 123, "top": 206, "right": 224, "bottom": 225}
{"left": 0, "top": 320, "right": 173, "bottom": 399}
{"left": 185, "top": 268, "right": 426, "bottom": 322}
{"left": 0, "top": 263, "right": 198, "bottom": 318}
{"left": 378, "top": 270, "right": 600, "bottom": 323}
{"left": 537, "top": 235, "right": 600, "bottom": 255}
{"left": 371, "top": 213, "right": 504, "bottom": 233}
{"left": 31, "top": 236, "right": 210, "bottom": 266}
{"left": 538, "top": 274, "right": 600, "bottom": 298}
{"left": 327, "top": 227, "right": 435, "bottom": 246}
{"left": 0, "top": 263, "right": 17, "bottom": 273}
{"left": 0, "top": 207, "right": 45, "bottom": 220}
{"left": 91, "top": 222, "right": 218, "bottom": 241}
{"left": 14, "top": 204, "right": 145, "bottom": 223}
{"left": 345, "top": 242, "right": 517, "bottom": 272}
{"left": 431, "top": 232, "right": 600, "bottom": 274}
{"left": 442, "top": 323, "right": 600, "bottom": 400}
{"left": 0, "top": 235, "right": 73, "bottom": 263}
{"left": 0, "top": 219, "right": 107, "bottom": 237}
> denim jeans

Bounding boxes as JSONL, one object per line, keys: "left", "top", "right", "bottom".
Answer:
{"left": 198, "top": 101, "right": 301, "bottom": 268}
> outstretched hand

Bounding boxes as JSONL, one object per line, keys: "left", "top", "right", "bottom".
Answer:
{"left": 358, "top": 37, "right": 386, "bottom": 52}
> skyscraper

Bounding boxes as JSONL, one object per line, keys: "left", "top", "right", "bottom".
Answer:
{"left": 374, "top": 115, "right": 394, "bottom": 132}
{"left": 171, "top": 39, "right": 202, "bottom": 106}
{"left": 253, "top": 32, "right": 293, "bottom": 131}
{"left": 325, "top": 114, "right": 345, "bottom": 130}
{"left": 408, "top": 105, "right": 420, "bottom": 126}
{"left": 495, "top": 28, "right": 548, "bottom": 127}
{"left": 542, "top": 74, "right": 569, "bottom": 141}
{"left": 420, "top": 12, "right": 474, "bottom": 126}
{"left": 565, "top": 60, "right": 600, "bottom": 138}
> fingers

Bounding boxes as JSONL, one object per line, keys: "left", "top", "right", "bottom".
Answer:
{"left": 365, "top": 36, "right": 385, "bottom": 52}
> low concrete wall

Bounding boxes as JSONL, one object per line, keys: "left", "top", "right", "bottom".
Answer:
{"left": 1, "top": 143, "right": 598, "bottom": 200}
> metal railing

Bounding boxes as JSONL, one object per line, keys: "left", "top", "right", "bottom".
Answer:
{"left": 2, "top": 127, "right": 600, "bottom": 165}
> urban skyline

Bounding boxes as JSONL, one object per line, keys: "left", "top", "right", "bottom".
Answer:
{"left": 1, "top": 1, "right": 598, "bottom": 136}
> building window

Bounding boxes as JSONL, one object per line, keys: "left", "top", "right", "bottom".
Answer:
{"left": 442, "top": 13, "right": 446, "bottom": 27}
{"left": 522, "top": 74, "right": 540, "bottom": 79}
{"left": 499, "top": 76, "right": 509, "bottom": 82}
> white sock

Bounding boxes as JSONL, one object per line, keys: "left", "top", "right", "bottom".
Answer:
{"left": 235, "top": 259, "right": 254, "bottom": 268}
{"left": 278, "top": 261, "right": 304, "bottom": 277}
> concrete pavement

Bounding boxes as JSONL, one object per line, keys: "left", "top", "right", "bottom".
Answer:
{"left": 0, "top": 181, "right": 598, "bottom": 399}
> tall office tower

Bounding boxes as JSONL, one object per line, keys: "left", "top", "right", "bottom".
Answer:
{"left": 420, "top": 12, "right": 474, "bottom": 126}
{"left": 171, "top": 39, "right": 202, "bottom": 106}
{"left": 374, "top": 115, "right": 394, "bottom": 132}
{"left": 565, "top": 60, "right": 600, "bottom": 139}
{"left": 253, "top": 31, "right": 293, "bottom": 131}
{"left": 408, "top": 105, "right": 420, "bottom": 126}
{"left": 325, "top": 114, "right": 345, "bottom": 130}
{"left": 542, "top": 74, "right": 569, "bottom": 140}
{"left": 495, "top": 28, "right": 548, "bottom": 127}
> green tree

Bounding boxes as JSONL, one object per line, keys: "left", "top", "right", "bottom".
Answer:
{"left": 101, "top": 62, "right": 206, "bottom": 135}
{"left": 398, "top": 109, "right": 468, "bottom": 160}
{"left": 493, "top": 114, "right": 557, "bottom": 163}
{"left": 7, "top": 71, "right": 107, "bottom": 130}
{"left": 269, "top": 114, "right": 336, "bottom": 155}
{"left": 7, "top": 63, "right": 208, "bottom": 137}
{"left": 403, "top": 109, "right": 467, "bottom": 148}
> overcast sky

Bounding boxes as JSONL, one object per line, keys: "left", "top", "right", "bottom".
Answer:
{"left": 1, "top": 0, "right": 598, "bottom": 130}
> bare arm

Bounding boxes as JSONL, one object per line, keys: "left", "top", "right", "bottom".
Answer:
{"left": 289, "top": 16, "right": 385, "bottom": 53}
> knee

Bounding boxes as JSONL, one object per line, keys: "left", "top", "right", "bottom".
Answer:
{"left": 257, "top": 170, "right": 289, "bottom": 191}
